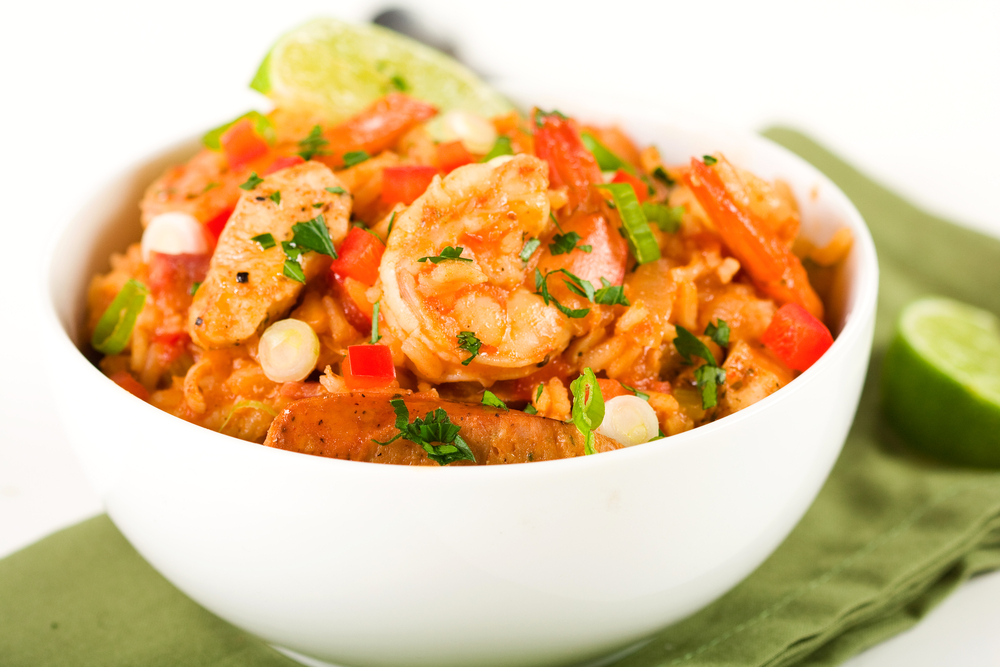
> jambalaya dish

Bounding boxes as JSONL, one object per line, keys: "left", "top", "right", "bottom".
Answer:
{"left": 87, "top": 93, "right": 849, "bottom": 465}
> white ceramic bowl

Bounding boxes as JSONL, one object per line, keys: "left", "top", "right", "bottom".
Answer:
{"left": 41, "top": 96, "right": 877, "bottom": 667}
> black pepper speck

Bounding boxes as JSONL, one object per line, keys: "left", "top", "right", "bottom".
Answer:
{"left": 236, "top": 272, "right": 249, "bottom": 283}
{"left": 195, "top": 317, "right": 203, "bottom": 326}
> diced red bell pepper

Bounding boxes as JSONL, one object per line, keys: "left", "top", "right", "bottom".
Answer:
{"left": 761, "top": 303, "right": 834, "bottom": 372}
{"left": 264, "top": 154, "right": 305, "bottom": 175}
{"left": 381, "top": 165, "right": 439, "bottom": 206}
{"left": 533, "top": 112, "right": 603, "bottom": 211}
{"left": 436, "top": 140, "right": 473, "bottom": 173}
{"left": 205, "top": 207, "right": 234, "bottom": 240}
{"left": 343, "top": 345, "right": 396, "bottom": 389}
{"left": 220, "top": 118, "right": 269, "bottom": 170}
{"left": 109, "top": 371, "right": 149, "bottom": 401}
{"left": 611, "top": 169, "right": 650, "bottom": 203}
{"left": 147, "top": 252, "right": 210, "bottom": 300}
{"left": 684, "top": 158, "right": 824, "bottom": 319}
{"left": 330, "top": 226, "right": 385, "bottom": 286}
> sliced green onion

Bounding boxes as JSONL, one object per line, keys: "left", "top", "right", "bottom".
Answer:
{"left": 481, "top": 136, "right": 513, "bottom": 162}
{"left": 581, "top": 132, "right": 635, "bottom": 174}
{"left": 642, "top": 202, "right": 684, "bottom": 233}
{"left": 91, "top": 279, "right": 148, "bottom": 355}
{"left": 570, "top": 368, "right": 605, "bottom": 455}
{"left": 220, "top": 400, "right": 278, "bottom": 432}
{"left": 597, "top": 183, "right": 661, "bottom": 265}
{"left": 202, "top": 111, "right": 275, "bottom": 150}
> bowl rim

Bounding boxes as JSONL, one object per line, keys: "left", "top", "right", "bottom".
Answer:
{"left": 40, "top": 107, "right": 879, "bottom": 479}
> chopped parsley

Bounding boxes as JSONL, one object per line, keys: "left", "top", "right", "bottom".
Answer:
{"left": 652, "top": 166, "right": 674, "bottom": 186}
{"left": 535, "top": 384, "right": 544, "bottom": 401}
{"left": 200, "top": 181, "right": 221, "bottom": 194}
{"left": 189, "top": 281, "right": 202, "bottom": 296}
{"left": 312, "top": 202, "right": 324, "bottom": 208}
{"left": 282, "top": 258, "right": 306, "bottom": 283}
{"left": 520, "top": 238, "right": 541, "bottom": 262}
{"left": 457, "top": 331, "right": 482, "bottom": 366}
{"left": 239, "top": 172, "right": 263, "bottom": 190}
{"left": 297, "top": 125, "right": 329, "bottom": 161}
{"left": 252, "top": 232, "right": 275, "bottom": 251}
{"left": 289, "top": 215, "right": 337, "bottom": 257}
{"left": 593, "top": 278, "right": 629, "bottom": 307}
{"left": 269, "top": 191, "right": 281, "bottom": 205}
{"left": 673, "top": 320, "right": 730, "bottom": 409}
{"left": 342, "top": 150, "right": 371, "bottom": 167}
{"left": 417, "top": 246, "right": 472, "bottom": 264}
{"left": 533, "top": 269, "right": 630, "bottom": 318}
{"left": 372, "top": 398, "right": 476, "bottom": 466}
{"left": 325, "top": 186, "right": 347, "bottom": 195}
{"left": 390, "top": 75, "right": 408, "bottom": 92}
{"left": 620, "top": 382, "right": 650, "bottom": 401}
{"left": 533, "top": 108, "right": 568, "bottom": 128}
{"left": 386, "top": 211, "right": 397, "bottom": 237}
{"left": 548, "top": 231, "right": 592, "bottom": 256}
{"left": 533, "top": 269, "right": 590, "bottom": 319}
{"left": 524, "top": 405, "right": 538, "bottom": 415}
{"left": 481, "top": 390, "right": 508, "bottom": 411}
{"left": 703, "top": 155, "right": 718, "bottom": 166}
{"left": 569, "top": 368, "right": 605, "bottom": 455}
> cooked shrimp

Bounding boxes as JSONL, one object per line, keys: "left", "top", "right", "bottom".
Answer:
{"left": 379, "top": 154, "right": 574, "bottom": 384}
{"left": 188, "top": 162, "right": 350, "bottom": 348}
{"left": 264, "top": 393, "right": 622, "bottom": 464}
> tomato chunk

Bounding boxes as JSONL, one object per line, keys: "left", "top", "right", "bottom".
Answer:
{"left": 205, "top": 207, "right": 234, "bottom": 240}
{"left": 436, "top": 140, "right": 473, "bottom": 173}
{"left": 761, "top": 303, "right": 834, "bottom": 372}
{"left": 382, "top": 165, "right": 439, "bottom": 206}
{"left": 344, "top": 345, "right": 396, "bottom": 389}
{"left": 264, "top": 154, "right": 305, "bottom": 175}
{"left": 611, "top": 169, "right": 650, "bottom": 203}
{"left": 220, "top": 118, "right": 269, "bottom": 170}
{"left": 330, "top": 227, "right": 385, "bottom": 285}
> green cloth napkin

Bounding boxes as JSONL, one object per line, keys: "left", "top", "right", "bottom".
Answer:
{"left": 3, "top": 130, "right": 1000, "bottom": 667}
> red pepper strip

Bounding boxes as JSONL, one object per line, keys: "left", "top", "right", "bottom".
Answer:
{"left": 382, "top": 165, "right": 439, "bottom": 206}
{"left": 683, "top": 158, "right": 824, "bottom": 319}
{"left": 611, "top": 169, "right": 650, "bottom": 204}
{"left": 330, "top": 226, "right": 385, "bottom": 285}
{"left": 109, "top": 371, "right": 149, "bottom": 401}
{"left": 343, "top": 345, "right": 396, "bottom": 389}
{"left": 321, "top": 93, "right": 437, "bottom": 168}
{"left": 220, "top": 118, "right": 269, "bottom": 171}
{"left": 436, "top": 140, "right": 473, "bottom": 173}
{"left": 761, "top": 303, "right": 834, "bottom": 372}
{"left": 205, "top": 207, "right": 234, "bottom": 240}
{"left": 264, "top": 154, "right": 305, "bottom": 175}
{"left": 533, "top": 112, "right": 603, "bottom": 211}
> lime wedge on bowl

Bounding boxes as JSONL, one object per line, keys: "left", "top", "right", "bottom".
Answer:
{"left": 250, "top": 18, "right": 513, "bottom": 121}
{"left": 883, "top": 297, "right": 1000, "bottom": 467}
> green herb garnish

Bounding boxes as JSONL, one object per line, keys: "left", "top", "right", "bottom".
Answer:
{"left": 200, "top": 182, "right": 220, "bottom": 194}
{"left": 297, "top": 125, "right": 329, "bottom": 161}
{"left": 418, "top": 246, "right": 472, "bottom": 264}
{"left": 269, "top": 191, "right": 281, "bottom": 205}
{"left": 705, "top": 319, "right": 730, "bottom": 348}
{"left": 535, "top": 384, "right": 544, "bottom": 402}
{"left": 370, "top": 301, "right": 382, "bottom": 344}
{"left": 593, "top": 278, "right": 630, "bottom": 307}
{"left": 520, "top": 238, "right": 541, "bottom": 262}
{"left": 569, "top": 368, "right": 605, "bottom": 455}
{"left": 325, "top": 186, "right": 347, "bottom": 195}
{"left": 673, "top": 323, "right": 729, "bottom": 409}
{"left": 457, "top": 331, "right": 482, "bottom": 366}
{"left": 533, "top": 269, "right": 590, "bottom": 319}
{"left": 290, "top": 215, "right": 337, "bottom": 258}
{"left": 533, "top": 109, "right": 568, "bottom": 128}
{"left": 390, "top": 75, "right": 408, "bottom": 92}
{"left": 620, "top": 383, "right": 650, "bottom": 401}
{"left": 239, "top": 172, "right": 263, "bottom": 191}
{"left": 386, "top": 211, "right": 397, "bottom": 238}
{"left": 373, "top": 398, "right": 476, "bottom": 466}
{"left": 189, "top": 281, "right": 202, "bottom": 296}
{"left": 251, "top": 233, "right": 275, "bottom": 250}
{"left": 282, "top": 258, "right": 305, "bottom": 283}
{"left": 91, "top": 279, "right": 148, "bottom": 355}
{"left": 342, "top": 150, "right": 371, "bottom": 167}
{"left": 481, "top": 136, "right": 513, "bottom": 162}
{"left": 703, "top": 155, "right": 718, "bottom": 166}
{"left": 652, "top": 166, "right": 674, "bottom": 186}
{"left": 482, "top": 390, "right": 508, "bottom": 411}
{"left": 524, "top": 405, "right": 538, "bottom": 415}
{"left": 548, "top": 231, "right": 592, "bottom": 256}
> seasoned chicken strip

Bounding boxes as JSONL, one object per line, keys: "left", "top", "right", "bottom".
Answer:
{"left": 264, "top": 393, "right": 622, "bottom": 465}
{"left": 188, "top": 162, "right": 351, "bottom": 348}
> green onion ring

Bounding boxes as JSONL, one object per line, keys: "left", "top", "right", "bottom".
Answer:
{"left": 91, "top": 279, "right": 148, "bottom": 355}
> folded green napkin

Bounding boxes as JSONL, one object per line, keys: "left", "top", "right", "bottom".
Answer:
{"left": 3, "top": 130, "right": 1000, "bottom": 667}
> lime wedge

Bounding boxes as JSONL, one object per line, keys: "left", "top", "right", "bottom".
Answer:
{"left": 882, "top": 297, "right": 1000, "bottom": 467}
{"left": 250, "top": 18, "right": 513, "bottom": 122}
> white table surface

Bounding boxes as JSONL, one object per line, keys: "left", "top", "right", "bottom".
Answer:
{"left": 2, "top": 1, "right": 998, "bottom": 664}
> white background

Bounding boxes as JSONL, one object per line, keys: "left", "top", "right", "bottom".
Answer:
{"left": 2, "top": 1, "right": 998, "bottom": 665}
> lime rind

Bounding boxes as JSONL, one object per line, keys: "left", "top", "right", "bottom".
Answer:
{"left": 883, "top": 296, "right": 1000, "bottom": 468}
{"left": 251, "top": 18, "right": 513, "bottom": 121}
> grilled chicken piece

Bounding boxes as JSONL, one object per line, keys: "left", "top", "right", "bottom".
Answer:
{"left": 264, "top": 392, "right": 623, "bottom": 465}
{"left": 717, "top": 339, "right": 794, "bottom": 417}
{"left": 188, "top": 162, "right": 351, "bottom": 348}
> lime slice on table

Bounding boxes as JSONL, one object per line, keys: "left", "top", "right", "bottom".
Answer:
{"left": 250, "top": 18, "right": 513, "bottom": 122}
{"left": 882, "top": 297, "right": 1000, "bottom": 467}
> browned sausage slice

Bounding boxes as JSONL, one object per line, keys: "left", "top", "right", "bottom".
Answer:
{"left": 264, "top": 393, "right": 622, "bottom": 465}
